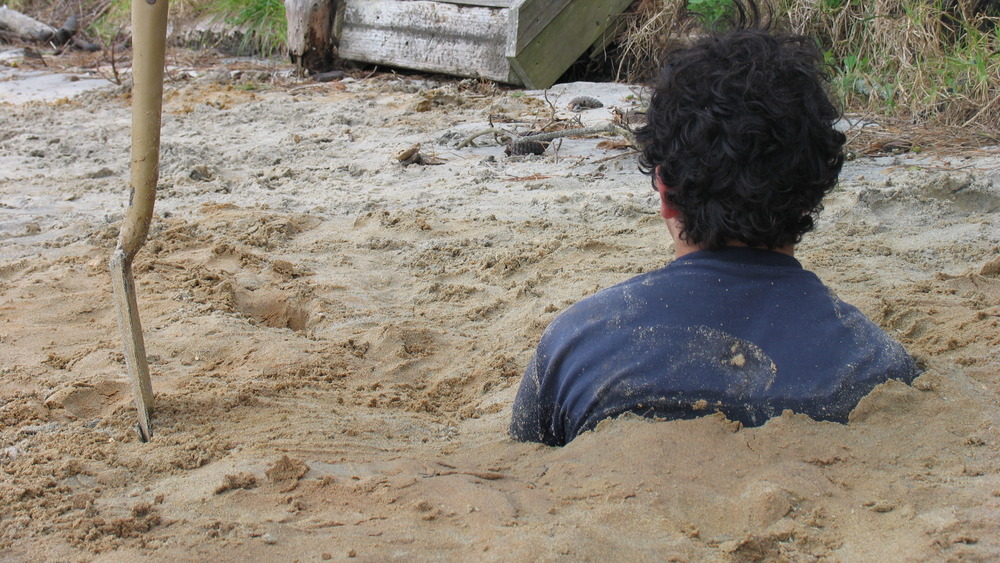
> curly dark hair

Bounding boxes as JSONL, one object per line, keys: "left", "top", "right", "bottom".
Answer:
{"left": 636, "top": 1, "right": 846, "bottom": 250}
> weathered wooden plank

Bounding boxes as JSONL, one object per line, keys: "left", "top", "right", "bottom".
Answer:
{"left": 339, "top": 0, "right": 515, "bottom": 83}
{"left": 437, "top": 0, "right": 512, "bottom": 7}
{"left": 589, "top": 15, "right": 630, "bottom": 60}
{"left": 506, "top": 0, "right": 572, "bottom": 54}
{"left": 507, "top": 0, "right": 633, "bottom": 89}
{"left": 285, "top": 0, "right": 339, "bottom": 72}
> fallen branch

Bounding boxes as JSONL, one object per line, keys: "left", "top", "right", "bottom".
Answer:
{"left": 457, "top": 122, "right": 636, "bottom": 150}
{"left": 457, "top": 127, "right": 513, "bottom": 149}
{"left": 0, "top": 8, "right": 82, "bottom": 46}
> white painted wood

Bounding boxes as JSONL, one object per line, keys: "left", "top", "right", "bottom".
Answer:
{"left": 438, "top": 0, "right": 512, "bottom": 7}
{"left": 339, "top": 0, "right": 514, "bottom": 83}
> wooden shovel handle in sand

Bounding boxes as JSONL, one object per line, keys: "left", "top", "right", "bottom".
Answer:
{"left": 110, "top": 0, "right": 169, "bottom": 442}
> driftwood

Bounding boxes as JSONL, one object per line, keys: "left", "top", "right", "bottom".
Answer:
{"left": 0, "top": 8, "right": 86, "bottom": 48}
{"left": 285, "top": 0, "right": 340, "bottom": 72}
{"left": 0, "top": 7, "right": 55, "bottom": 41}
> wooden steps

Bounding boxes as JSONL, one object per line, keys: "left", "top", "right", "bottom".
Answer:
{"left": 507, "top": 0, "right": 633, "bottom": 88}
{"left": 338, "top": 1, "right": 513, "bottom": 83}
{"left": 333, "top": 0, "right": 633, "bottom": 88}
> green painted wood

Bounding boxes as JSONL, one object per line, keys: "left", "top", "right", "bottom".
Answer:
{"left": 507, "top": 0, "right": 633, "bottom": 89}
{"left": 589, "top": 15, "right": 628, "bottom": 61}
{"left": 506, "top": 0, "right": 572, "bottom": 54}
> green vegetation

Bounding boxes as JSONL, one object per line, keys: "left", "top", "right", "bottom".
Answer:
{"left": 90, "top": 0, "right": 130, "bottom": 44}
{"left": 783, "top": 0, "right": 1000, "bottom": 125}
{"left": 209, "top": 0, "right": 286, "bottom": 57}
{"left": 687, "top": 0, "right": 733, "bottom": 25}
{"left": 619, "top": 0, "right": 1000, "bottom": 127}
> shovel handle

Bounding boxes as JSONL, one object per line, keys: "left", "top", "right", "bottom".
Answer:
{"left": 112, "top": 0, "right": 169, "bottom": 442}
{"left": 118, "top": 0, "right": 169, "bottom": 259}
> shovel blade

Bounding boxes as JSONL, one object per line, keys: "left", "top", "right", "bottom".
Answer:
{"left": 110, "top": 249, "right": 154, "bottom": 442}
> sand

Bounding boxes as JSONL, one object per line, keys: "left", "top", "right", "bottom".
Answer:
{"left": 1, "top": 59, "right": 999, "bottom": 561}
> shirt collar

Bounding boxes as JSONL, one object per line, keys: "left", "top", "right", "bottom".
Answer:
{"left": 675, "top": 246, "right": 802, "bottom": 269}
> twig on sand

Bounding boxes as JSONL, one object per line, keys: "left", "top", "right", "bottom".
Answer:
{"left": 456, "top": 122, "right": 636, "bottom": 150}
{"left": 583, "top": 149, "right": 642, "bottom": 167}
{"left": 419, "top": 470, "right": 506, "bottom": 480}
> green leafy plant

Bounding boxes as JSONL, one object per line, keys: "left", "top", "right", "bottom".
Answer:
{"left": 687, "top": 0, "right": 732, "bottom": 25}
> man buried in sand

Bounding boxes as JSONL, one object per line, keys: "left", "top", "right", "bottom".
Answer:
{"left": 510, "top": 1, "right": 920, "bottom": 447}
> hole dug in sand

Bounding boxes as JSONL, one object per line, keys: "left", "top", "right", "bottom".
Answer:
{"left": 43, "top": 379, "right": 129, "bottom": 420}
{"left": 362, "top": 324, "right": 436, "bottom": 360}
{"left": 228, "top": 285, "right": 312, "bottom": 332}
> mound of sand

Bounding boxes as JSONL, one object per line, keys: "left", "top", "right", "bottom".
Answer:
{"left": 1, "top": 64, "right": 998, "bottom": 560}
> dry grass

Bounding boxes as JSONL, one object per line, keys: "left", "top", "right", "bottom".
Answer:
{"left": 3, "top": 0, "right": 109, "bottom": 26}
{"left": 5, "top": 0, "right": 277, "bottom": 56}
{"left": 784, "top": 0, "right": 1000, "bottom": 126}
{"left": 615, "top": 0, "right": 1000, "bottom": 128}
{"left": 844, "top": 115, "right": 1000, "bottom": 159}
{"left": 614, "top": 0, "right": 691, "bottom": 83}
{"left": 5, "top": 0, "right": 207, "bottom": 27}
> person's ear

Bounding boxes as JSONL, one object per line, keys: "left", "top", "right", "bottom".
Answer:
{"left": 654, "top": 170, "right": 679, "bottom": 220}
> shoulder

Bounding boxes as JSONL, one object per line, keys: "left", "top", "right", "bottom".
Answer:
{"left": 544, "top": 267, "right": 675, "bottom": 331}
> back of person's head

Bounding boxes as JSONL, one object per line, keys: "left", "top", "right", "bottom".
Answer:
{"left": 636, "top": 0, "right": 846, "bottom": 250}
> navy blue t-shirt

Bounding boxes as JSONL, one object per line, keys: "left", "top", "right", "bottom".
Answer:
{"left": 509, "top": 247, "right": 919, "bottom": 446}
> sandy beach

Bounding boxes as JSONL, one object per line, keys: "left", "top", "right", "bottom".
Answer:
{"left": 1, "top": 58, "right": 999, "bottom": 561}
